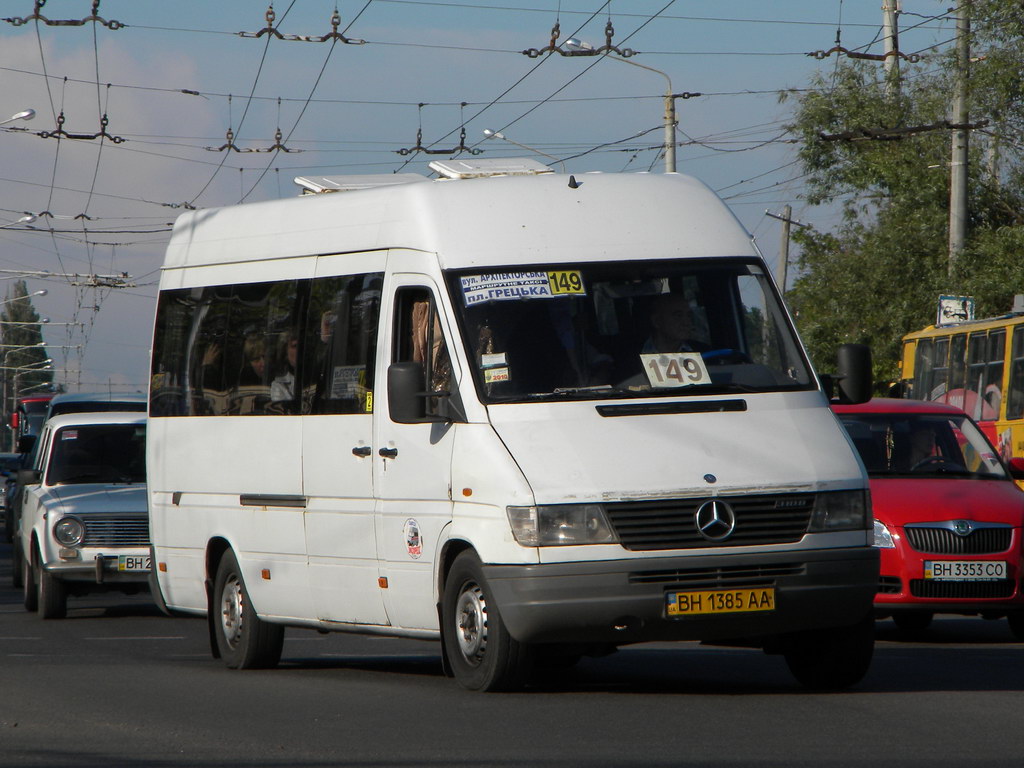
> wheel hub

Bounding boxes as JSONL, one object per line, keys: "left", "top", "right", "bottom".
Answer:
{"left": 220, "top": 574, "right": 244, "bottom": 648}
{"left": 455, "top": 583, "right": 488, "bottom": 663}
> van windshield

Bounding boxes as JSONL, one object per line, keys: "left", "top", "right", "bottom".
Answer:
{"left": 446, "top": 258, "right": 814, "bottom": 403}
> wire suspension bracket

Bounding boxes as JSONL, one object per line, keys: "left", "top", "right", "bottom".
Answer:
{"left": 523, "top": 20, "right": 635, "bottom": 58}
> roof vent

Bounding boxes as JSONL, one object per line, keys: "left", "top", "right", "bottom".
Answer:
{"left": 293, "top": 174, "right": 427, "bottom": 195}
{"left": 428, "top": 157, "right": 553, "bottom": 179}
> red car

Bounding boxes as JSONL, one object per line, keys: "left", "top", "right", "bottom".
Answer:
{"left": 832, "top": 398, "right": 1024, "bottom": 637}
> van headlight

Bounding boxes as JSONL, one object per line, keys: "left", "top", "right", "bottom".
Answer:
{"left": 807, "top": 490, "right": 871, "bottom": 532}
{"left": 507, "top": 504, "right": 618, "bottom": 547}
{"left": 53, "top": 516, "right": 85, "bottom": 547}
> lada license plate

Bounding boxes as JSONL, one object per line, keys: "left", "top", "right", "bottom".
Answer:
{"left": 924, "top": 560, "right": 1006, "bottom": 581}
{"left": 666, "top": 587, "right": 775, "bottom": 617}
{"left": 117, "top": 555, "right": 151, "bottom": 572}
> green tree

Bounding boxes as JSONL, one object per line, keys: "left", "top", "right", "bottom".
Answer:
{"left": 1, "top": 280, "right": 52, "bottom": 417}
{"left": 784, "top": 0, "right": 1024, "bottom": 387}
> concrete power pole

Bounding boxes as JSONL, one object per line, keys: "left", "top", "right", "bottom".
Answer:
{"left": 778, "top": 204, "right": 792, "bottom": 295}
{"left": 948, "top": 0, "right": 970, "bottom": 277}
{"left": 882, "top": 0, "right": 900, "bottom": 96}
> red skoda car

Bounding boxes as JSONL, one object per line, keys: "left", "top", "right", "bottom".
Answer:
{"left": 832, "top": 398, "right": 1024, "bottom": 637}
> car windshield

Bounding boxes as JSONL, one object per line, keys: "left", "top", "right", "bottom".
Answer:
{"left": 46, "top": 424, "right": 147, "bottom": 485}
{"left": 445, "top": 258, "right": 814, "bottom": 403}
{"left": 837, "top": 411, "right": 1007, "bottom": 479}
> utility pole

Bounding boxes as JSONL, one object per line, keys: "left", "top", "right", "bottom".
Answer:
{"left": 778, "top": 205, "right": 792, "bottom": 295}
{"left": 948, "top": 0, "right": 970, "bottom": 277}
{"left": 765, "top": 206, "right": 807, "bottom": 296}
{"left": 882, "top": 0, "right": 901, "bottom": 97}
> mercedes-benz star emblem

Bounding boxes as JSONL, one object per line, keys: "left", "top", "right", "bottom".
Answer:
{"left": 694, "top": 499, "right": 737, "bottom": 542}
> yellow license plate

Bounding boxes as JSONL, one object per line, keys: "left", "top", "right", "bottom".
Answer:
{"left": 666, "top": 587, "right": 775, "bottom": 617}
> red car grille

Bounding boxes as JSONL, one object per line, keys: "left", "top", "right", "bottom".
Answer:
{"left": 909, "top": 579, "right": 1016, "bottom": 599}
{"left": 904, "top": 526, "right": 1011, "bottom": 555}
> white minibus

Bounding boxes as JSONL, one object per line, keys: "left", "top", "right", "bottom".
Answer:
{"left": 147, "top": 159, "right": 878, "bottom": 691}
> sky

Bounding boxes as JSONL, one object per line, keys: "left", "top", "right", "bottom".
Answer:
{"left": 0, "top": 0, "right": 961, "bottom": 393}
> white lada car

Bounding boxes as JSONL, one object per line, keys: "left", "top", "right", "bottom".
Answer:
{"left": 18, "top": 411, "right": 149, "bottom": 618}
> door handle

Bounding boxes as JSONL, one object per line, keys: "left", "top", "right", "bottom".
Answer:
{"left": 378, "top": 447, "right": 398, "bottom": 458}
{"left": 351, "top": 446, "right": 371, "bottom": 457}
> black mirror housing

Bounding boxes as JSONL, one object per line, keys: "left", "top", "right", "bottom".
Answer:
{"left": 388, "top": 362, "right": 431, "bottom": 424}
{"left": 835, "top": 343, "right": 872, "bottom": 404}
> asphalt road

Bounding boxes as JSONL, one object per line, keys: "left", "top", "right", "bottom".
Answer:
{"left": 2, "top": 540, "right": 1023, "bottom": 768}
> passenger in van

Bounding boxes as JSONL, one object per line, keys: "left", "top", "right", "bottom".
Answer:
{"left": 642, "top": 293, "right": 709, "bottom": 354}
{"left": 269, "top": 331, "right": 299, "bottom": 411}
{"left": 229, "top": 334, "right": 271, "bottom": 415}
{"left": 412, "top": 301, "right": 451, "bottom": 393}
{"left": 238, "top": 334, "right": 268, "bottom": 386}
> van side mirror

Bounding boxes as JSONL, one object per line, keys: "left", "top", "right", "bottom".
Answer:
{"left": 835, "top": 343, "right": 872, "bottom": 404}
{"left": 388, "top": 362, "right": 450, "bottom": 424}
{"left": 17, "top": 468, "right": 41, "bottom": 486}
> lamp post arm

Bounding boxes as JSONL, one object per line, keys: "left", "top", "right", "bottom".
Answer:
{"left": 605, "top": 55, "right": 676, "bottom": 173}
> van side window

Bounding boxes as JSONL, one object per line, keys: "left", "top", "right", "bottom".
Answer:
{"left": 393, "top": 288, "right": 452, "bottom": 417}
{"left": 150, "top": 272, "right": 383, "bottom": 417}
{"left": 307, "top": 274, "right": 382, "bottom": 414}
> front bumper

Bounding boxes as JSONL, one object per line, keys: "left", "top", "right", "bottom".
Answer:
{"left": 875, "top": 545, "right": 1024, "bottom": 612}
{"left": 43, "top": 551, "right": 151, "bottom": 584}
{"left": 483, "top": 546, "right": 879, "bottom": 645}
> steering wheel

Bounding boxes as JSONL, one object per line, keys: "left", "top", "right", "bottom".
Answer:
{"left": 702, "top": 348, "right": 751, "bottom": 365}
{"left": 910, "top": 455, "right": 961, "bottom": 472}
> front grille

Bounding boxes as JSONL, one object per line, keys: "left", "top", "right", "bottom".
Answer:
{"left": 605, "top": 493, "right": 814, "bottom": 551}
{"left": 909, "top": 579, "right": 1016, "bottom": 599}
{"left": 81, "top": 514, "right": 150, "bottom": 547}
{"left": 878, "top": 576, "right": 902, "bottom": 594}
{"left": 629, "top": 562, "right": 805, "bottom": 588}
{"left": 904, "top": 526, "right": 1011, "bottom": 555}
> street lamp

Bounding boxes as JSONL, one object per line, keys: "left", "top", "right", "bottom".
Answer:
{"left": 0, "top": 214, "right": 38, "bottom": 230}
{"left": 564, "top": 39, "right": 678, "bottom": 173}
{"left": 482, "top": 129, "right": 566, "bottom": 172}
{"left": 0, "top": 109, "right": 35, "bottom": 127}
{"left": 0, "top": 289, "right": 46, "bottom": 307}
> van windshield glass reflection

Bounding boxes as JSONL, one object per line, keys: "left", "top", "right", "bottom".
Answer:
{"left": 446, "top": 258, "right": 813, "bottom": 403}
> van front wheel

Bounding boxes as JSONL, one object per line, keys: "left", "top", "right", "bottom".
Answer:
{"left": 782, "top": 613, "right": 874, "bottom": 690}
{"left": 212, "top": 550, "right": 284, "bottom": 669}
{"left": 442, "top": 552, "right": 532, "bottom": 691}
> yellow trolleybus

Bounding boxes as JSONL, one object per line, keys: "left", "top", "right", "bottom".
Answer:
{"left": 899, "top": 300, "right": 1024, "bottom": 461}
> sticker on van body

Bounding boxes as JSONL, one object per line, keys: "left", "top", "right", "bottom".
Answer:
{"left": 403, "top": 519, "right": 422, "bottom": 559}
{"left": 460, "top": 271, "right": 585, "bottom": 306}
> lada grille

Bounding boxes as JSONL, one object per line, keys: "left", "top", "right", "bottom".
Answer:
{"left": 904, "top": 526, "right": 1011, "bottom": 555}
{"left": 605, "top": 493, "right": 815, "bottom": 551}
{"left": 81, "top": 514, "right": 150, "bottom": 547}
{"left": 909, "top": 579, "right": 1016, "bottom": 599}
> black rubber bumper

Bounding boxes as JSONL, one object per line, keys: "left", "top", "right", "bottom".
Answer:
{"left": 483, "top": 546, "right": 880, "bottom": 645}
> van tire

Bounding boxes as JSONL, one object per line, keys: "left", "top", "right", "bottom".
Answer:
{"left": 12, "top": 539, "right": 23, "bottom": 589}
{"left": 37, "top": 556, "right": 67, "bottom": 619}
{"left": 783, "top": 613, "right": 874, "bottom": 690}
{"left": 22, "top": 548, "right": 37, "bottom": 612}
{"left": 213, "top": 550, "right": 284, "bottom": 669}
{"left": 1007, "top": 611, "right": 1024, "bottom": 641}
{"left": 441, "top": 551, "right": 532, "bottom": 691}
{"left": 892, "top": 611, "right": 933, "bottom": 634}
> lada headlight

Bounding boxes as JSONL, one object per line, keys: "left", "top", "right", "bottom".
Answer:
{"left": 807, "top": 490, "right": 871, "bottom": 532}
{"left": 53, "top": 516, "right": 85, "bottom": 547}
{"left": 507, "top": 504, "right": 618, "bottom": 547}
